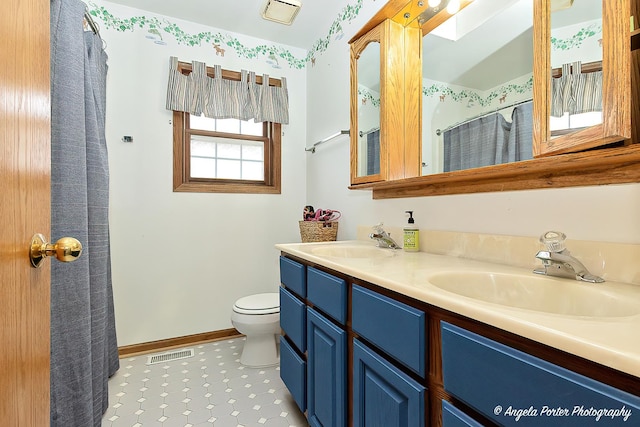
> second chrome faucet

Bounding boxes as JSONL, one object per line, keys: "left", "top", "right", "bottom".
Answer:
{"left": 533, "top": 231, "right": 604, "bottom": 283}
{"left": 369, "top": 223, "right": 401, "bottom": 249}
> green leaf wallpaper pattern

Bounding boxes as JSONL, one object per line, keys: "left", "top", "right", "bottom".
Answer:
{"left": 358, "top": 88, "right": 381, "bottom": 108}
{"left": 87, "top": 0, "right": 366, "bottom": 70}
{"left": 86, "top": 0, "right": 594, "bottom": 103}
{"left": 551, "top": 22, "right": 602, "bottom": 51}
{"left": 423, "top": 76, "right": 533, "bottom": 107}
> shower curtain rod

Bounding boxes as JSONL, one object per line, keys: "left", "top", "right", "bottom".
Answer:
{"left": 435, "top": 98, "right": 532, "bottom": 136}
{"left": 359, "top": 126, "right": 380, "bottom": 138}
{"left": 84, "top": 10, "right": 99, "bottom": 34}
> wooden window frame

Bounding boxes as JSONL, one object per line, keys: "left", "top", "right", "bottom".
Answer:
{"left": 172, "top": 62, "right": 282, "bottom": 194}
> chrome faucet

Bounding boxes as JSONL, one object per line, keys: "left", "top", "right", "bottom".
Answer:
{"left": 369, "top": 223, "right": 401, "bottom": 249}
{"left": 533, "top": 231, "right": 604, "bottom": 283}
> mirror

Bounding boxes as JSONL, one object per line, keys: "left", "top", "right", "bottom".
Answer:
{"left": 350, "top": 23, "right": 385, "bottom": 185}
{"left": 349, "top": 0, "right": 638, "bottom": 198}
{"left": 549, "top": 0, "right": 602, "bottom": 138}
{"left": 350, "top": 19, "right": 421, "bottom": 185}
{"left": 421, "top": 0, "right": 534, "bottom": 175}
{"left": 535, "top": 0, "right": 630, "bottom": 156}
{"left": 356, "top": 41, "right": 381, "bottom": 177}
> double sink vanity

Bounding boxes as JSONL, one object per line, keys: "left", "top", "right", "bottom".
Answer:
{"left": 276, "top": 238, "right": 640, "bottom": 426}
{"left": 284, "top": 0, "right": 640, "bottom": 423}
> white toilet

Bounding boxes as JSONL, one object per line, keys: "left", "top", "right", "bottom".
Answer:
{"left": 231, "top": 293, "right": 280, "bottom": 367}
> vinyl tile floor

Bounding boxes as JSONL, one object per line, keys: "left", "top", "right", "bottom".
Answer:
{"left": 102, "top": 337, "right": 308, "bottom": 427}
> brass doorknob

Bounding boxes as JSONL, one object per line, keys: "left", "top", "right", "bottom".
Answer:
{"left": 30, "top": 233, "right": 83, "bottom": 268}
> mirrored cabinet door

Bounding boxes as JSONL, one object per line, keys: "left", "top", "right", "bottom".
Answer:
{"left": 349, "top": 19, "right": 422, "bottom": 186}
{"left": 350, "top": 24, "right": 383, "bottom": 183}
{"left": 534, "top": 0, "right": 631, "bottom": 157}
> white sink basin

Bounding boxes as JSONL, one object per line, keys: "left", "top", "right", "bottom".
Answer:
{"left": 310, "top": 245, "right": 397, "bottom": 259}
{"left": 428, "top": 271, "right": 640, "bottom": 318}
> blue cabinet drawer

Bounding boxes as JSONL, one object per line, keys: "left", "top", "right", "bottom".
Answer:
{"left": 307, "top": 267, "right": 347, "bottom": 325}
{"left": 441, "top": 321, "right": 640, "bottom": 426}
{"left": 352, "top": 285, "right": 426, "bottom": 377}
{"left": 280, "top": 256, "right": 306, "bottom": 298}
{"left": 353, "top": 339, "right": 425, "bottom": 427}
{"left": 280, "top": 337, "right": 306, "bottom": 413}
{"left": 279, "top": 287, "right": 306, "bottom": 352}
{"left": 307, "top": 307, "right": 347, "bottom": 427}
{"left": 441, "top": 400, "right": 483, "bottom": 427}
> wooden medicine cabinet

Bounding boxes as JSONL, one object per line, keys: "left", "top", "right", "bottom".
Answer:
{"left": 348, "top": 0, "right": 640, "bottom": 198}
{"left": 349, "top": 16, "right": 422, "bottom": 185}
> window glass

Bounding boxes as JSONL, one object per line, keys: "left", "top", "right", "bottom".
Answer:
{"left": 190, "top": 115, "right": 216, "bottom": 131}
{"left": 216, "top": 118, "right": 241, "bottom": 134}
{"left": 217, "top": 159, "right": 241, "bottom": 179}
{"left": 189, "top": 136, "right": 266, "bottom": 181}
{"left": 172, "top": 63, "right": 281, "bottom": 194}
{"left": 241, "top": 120, "right": 264, "bottom": 136}
{"left": 242, "top": 143, "right": 264, "bottom": 161}
{"left": 242, "top": 162, "right": 264, "bottom": 180}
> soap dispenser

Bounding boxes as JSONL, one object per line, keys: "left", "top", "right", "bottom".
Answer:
{"left": 403, "top": 211, "right": 419, "bottom": 252}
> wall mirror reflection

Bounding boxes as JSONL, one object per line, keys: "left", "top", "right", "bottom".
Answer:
{"left": 356, "top": 41, "right": 381, "bottom": 177}
{"left": 421, "top": 0, "right": 534, "bottom": 175}
{"left": 550, "top": 0, "right": 602, "bottom": 137}
{"left": 420, "top": 0, "right": 604, "bottom": 176}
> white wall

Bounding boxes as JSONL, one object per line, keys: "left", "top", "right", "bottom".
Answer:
{"left": 97, "top": 0, "right": 307, "bottom": 346}
{"left": 306, "top": 3, "right": 640, "bottom": 245}
{"left": 99, "top": 0, "right": 639, "bottom": 347}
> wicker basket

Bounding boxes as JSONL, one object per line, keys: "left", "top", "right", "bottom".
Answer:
{"left": 299, "top": 221, "right": 338, "bottom": 243}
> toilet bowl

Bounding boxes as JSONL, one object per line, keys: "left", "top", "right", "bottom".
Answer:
{"left": 231, "top": 293, "right": 280, "bottom": 367}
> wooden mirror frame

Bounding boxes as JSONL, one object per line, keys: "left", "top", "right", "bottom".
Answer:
{"left": 350, "top": 22, "right": 386, "bottom": 185}
{"left": 349, "top": 19, "right": 422, "bottom": 186}
{"left": 535, "top": 0, "right": 631, "bottom": 156}
{"left": 349, "top": 0, "right": 640, "bottom": 199}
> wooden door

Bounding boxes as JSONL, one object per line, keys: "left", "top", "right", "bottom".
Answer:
{"left": 0, "top": 0, "right": 51, "bottom": 424}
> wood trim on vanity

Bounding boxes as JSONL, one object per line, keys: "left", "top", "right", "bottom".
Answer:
{"left": 118, "top": 328, "right": 243, "bottom": 358}
{"left": 280, "top": 253, "right": 640, "bottom": 426}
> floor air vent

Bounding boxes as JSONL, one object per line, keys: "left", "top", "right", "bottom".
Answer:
{"left": 146, "top": 348, "right": 194, "bottom": 365}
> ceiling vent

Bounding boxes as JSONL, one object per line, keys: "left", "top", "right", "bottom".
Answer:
{"left": 551, "top": 0, "right": 574, "bottom": 12}
{"left": 261, "top": 0, "right": 302, "bottom": 25}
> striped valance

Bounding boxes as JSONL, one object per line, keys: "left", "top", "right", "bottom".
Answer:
{"left": 165, "top": 56, "right": 289, "bottom": 124}
{"left": 551, "top": 61, "right": 602, "bottom": 118}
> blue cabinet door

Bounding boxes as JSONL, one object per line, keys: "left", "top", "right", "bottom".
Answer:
{"left": 353, "top": 339, "right": 426, "bottom": 427}
{"left": 442, "top": 400, "right": 483, "bottom": 427}
{"left": 280, "top": 256, "right": 306, "bottom": 297}
{"left": 280, "top": 286, "right": 306, "bottom": 352}
{"left": 280, "top": 337, "right": 306, "bottom": 413}
{"left": 441, "top": 321, "right": 640, "bottom": 427}
{"left": 307, "top": 267, "right": 347, "bottom": 325}
{"left": 307, "top": 307, "right": 347, "bottom": 427}
{"left": 352, "top": 285, "right": 426, "bottom": 377}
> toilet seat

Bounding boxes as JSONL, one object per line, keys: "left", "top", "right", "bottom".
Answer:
{"left": 233, "top": 292, "right": 280, "bottom": 315}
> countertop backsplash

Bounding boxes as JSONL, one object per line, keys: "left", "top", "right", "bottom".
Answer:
{"left": 357, "top": 226, "right": 640, "bottom": 286}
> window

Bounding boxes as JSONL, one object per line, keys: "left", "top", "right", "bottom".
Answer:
{"left": 172, "top": 65, "right": 281, "bottom": 194}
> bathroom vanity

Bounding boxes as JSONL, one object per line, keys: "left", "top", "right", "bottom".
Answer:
{"left": 276, "top": 241, "right": 640, "bottom": 426}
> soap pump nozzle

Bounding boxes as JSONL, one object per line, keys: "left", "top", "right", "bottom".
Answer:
{"left": 405, "top": 211, "right": 415, "bottom": 224}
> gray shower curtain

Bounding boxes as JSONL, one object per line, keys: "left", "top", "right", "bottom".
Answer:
{"left": 50, "top": 0, "right": 119, "bottom": 426}
{"left": 443, "top": 102, "right": 533, "bottom": 172}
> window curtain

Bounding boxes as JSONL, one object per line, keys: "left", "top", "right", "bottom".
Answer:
{"left": 166, "top": 57, "right": 289, "bottom": 124}
{"left": 551, "top": 61, "right": 602, "bottom": 117}
{"left": 50, "top": 0, "right": 119, "bottom": 426}
{"left": 444, "top": 101, "right": 533, "bottom": 172}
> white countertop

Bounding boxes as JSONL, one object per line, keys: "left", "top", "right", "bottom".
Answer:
{"left": 276, "top": 240, "right": 640, "bottom": 378}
